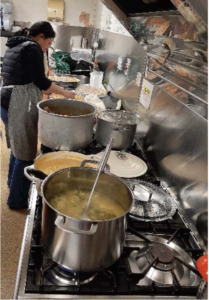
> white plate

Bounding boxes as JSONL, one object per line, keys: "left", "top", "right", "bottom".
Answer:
{"left": 90, "top": 151, "right": 147, "bottom": 178}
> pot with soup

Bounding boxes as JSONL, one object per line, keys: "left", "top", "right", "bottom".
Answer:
{"left": 24, "top": 151, "right": 96, "bottom": 195}
{"left": 41, "top": 164, "right": 134, "bottom": 272}
{"left": 37, "top": 99, "right": 96, "bottom": 151}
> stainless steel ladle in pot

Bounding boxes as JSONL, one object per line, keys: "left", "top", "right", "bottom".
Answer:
{"left": 81, "top": 138, "right": 114, "bottom": 220}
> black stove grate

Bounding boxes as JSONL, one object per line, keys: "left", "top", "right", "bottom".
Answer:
{"left": 26, "top": 242, "right": 201, "bottom": 297}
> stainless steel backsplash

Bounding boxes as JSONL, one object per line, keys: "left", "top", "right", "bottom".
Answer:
{"left": 139, "top": 86, "right": 208, "bottom": 227}
{"left": 51, "top": 25, "right": 94, "bottom": 52}
{"left": 95, "top": 29, "right": 208, "bottom": 245}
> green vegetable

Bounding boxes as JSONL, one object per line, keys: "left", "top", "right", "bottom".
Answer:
{"left": 54, "top": 51, "right": 71, "bottom": 73}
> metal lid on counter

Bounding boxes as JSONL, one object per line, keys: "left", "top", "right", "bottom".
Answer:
{"left": 126, "top": 180, "right": 177, "bottom": 222}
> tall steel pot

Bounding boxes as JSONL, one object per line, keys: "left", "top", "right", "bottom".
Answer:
{"left": 41, "top": 164, "right": 134, "bottom": 272}
{"left": 37, "top": 99, "right": 96, "bottom": 151}
{"left": 95, "top": 110, "right": 141, "bottom": 149}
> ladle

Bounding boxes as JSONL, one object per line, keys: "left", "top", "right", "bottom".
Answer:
{"left": 81, "top": 138, "right": 114, "bottom": 220}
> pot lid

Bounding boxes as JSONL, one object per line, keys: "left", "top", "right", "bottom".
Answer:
{"left": 91, "top": 151, "right": 147, "bottom": 178}
{"left": 99, "top": 110, "right": 141, "bottom": 125}
{"left": 125, "top": 179, "right": 177, "bottom": 222}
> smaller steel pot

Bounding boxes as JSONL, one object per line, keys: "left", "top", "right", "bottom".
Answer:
{"left": 95, "top": 110, "right": 141, "bottom": 149}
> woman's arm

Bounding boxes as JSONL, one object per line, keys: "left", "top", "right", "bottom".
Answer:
{"left": 44, "top": 82, "right": 75, "bottom": 99}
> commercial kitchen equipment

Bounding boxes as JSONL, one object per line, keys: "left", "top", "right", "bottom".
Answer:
{"left": 14, "top": 140, "right": 207, "bottom": 299}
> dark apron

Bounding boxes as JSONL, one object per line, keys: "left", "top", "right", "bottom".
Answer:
{"left": 8, "top": 83, "right": 42, "bottom": 161}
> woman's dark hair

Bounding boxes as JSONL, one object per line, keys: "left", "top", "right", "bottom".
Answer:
{"left": 13, "top": 27, "right": 29, "bottom": 37}
{"left": 29, "top": 21, "right": 56, "bottom": 39}
{"left": 13, "top": 21, "right": 56, "bottom": 39}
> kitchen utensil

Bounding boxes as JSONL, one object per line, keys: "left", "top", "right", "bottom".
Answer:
{"left": 90, "top": 70, "right": 104, "bottom": 89}
{"left": 41, "top": 163, "right": 134, "bottom": 272}
{"left": 82, "top": 138, "right": 113, "bottom": 220}
{"left": 196, "top": 255, "right": 208, "bottom": 282}
{"left": 132, "top": 184, "right": 152, "bottom": 202}
{"left": 95, "top": 110, "right": 141, "bottom": 149}
{"left": 90, "top": 151, "right": 147, "bottom": 178}
{"left": 24, "top": 151, "right": 96, "bottom": 195}
{"left": 37, "top": 99, "right": 96, "bottom": 151}
{"left": 126, "top": 180, "right": 177, "bottom": 222}
{"left": 81, "top": 37, "right": 88, "bottom": 49}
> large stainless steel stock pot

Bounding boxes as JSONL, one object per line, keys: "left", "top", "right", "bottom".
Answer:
{"left": 41, "top": 163, "right": 134, "bottom": 272}
{"left": 37, "top": 99, "right": 96, "bottom": 151}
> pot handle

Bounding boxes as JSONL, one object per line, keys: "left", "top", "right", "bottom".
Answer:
{"left": 81, "top": 159, "right": 110, "bottom": 173}
{"left": 24, "top": 166, "right": 47, "bottom": 182}
{"left": 24, "top": 165, "right": 40, "bottom": 182}
{"left": 55, "top": 216, "right": 98, "bottom": 235}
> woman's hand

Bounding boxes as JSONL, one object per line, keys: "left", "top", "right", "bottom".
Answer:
{"left": 62, "top": 89, "right": 75, "bottom": 99}
{"left": 44, "top": 82, "right": 75, "bottom": 99}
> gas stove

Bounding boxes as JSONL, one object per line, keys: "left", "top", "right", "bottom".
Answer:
{"left": 14, "top": 141, "right": 206, "bottom": 299}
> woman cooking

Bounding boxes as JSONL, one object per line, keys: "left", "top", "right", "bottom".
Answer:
{"left": 1, "top": 21, "right": 75, "bottom": 209}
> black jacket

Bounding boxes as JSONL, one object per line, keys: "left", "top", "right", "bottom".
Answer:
{"left": 1, "top": 36, "right": 51, "bottom": 110}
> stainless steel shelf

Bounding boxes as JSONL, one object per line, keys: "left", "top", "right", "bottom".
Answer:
{"left": 149, "top": 69, "right": 208, "bottom": 105}
{"left": 167, "top": 58, "right": 208, "bottom": 79}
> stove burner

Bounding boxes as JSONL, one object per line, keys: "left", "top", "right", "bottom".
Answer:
{"left": 128, "top": 236, "right": 200, "bottom": 287}
{"left": 45, "top": 264, "right": 98, "bottom": 286}
{"left": 150, "top": 244, "right": 174, "bottom": 264}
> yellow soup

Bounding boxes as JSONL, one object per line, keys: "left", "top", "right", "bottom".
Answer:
{"left": 49, "top": 189, "right": 125, "bottom": 221}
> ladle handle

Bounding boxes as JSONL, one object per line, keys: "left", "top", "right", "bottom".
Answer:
{"left": 98, "top": 138, "right": 114, "bottom": 174}
{"left": 82, "top": 138, "right": 114, "bottom": 217}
